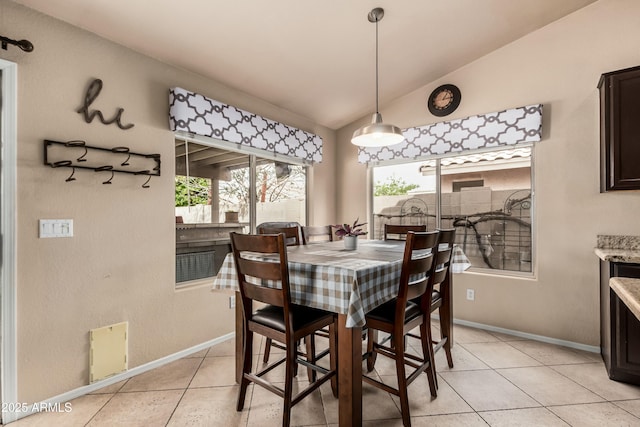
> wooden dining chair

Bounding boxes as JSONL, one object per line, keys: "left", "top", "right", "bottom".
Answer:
{"left": 428, "top": 228, "right": 457, "bottom": 369}
{"left": 256, "top": 223, "right": 306, "bottom": 366}
{"left": 302, "top": 225, "right": 334, "bottom": 244}
{"left": 363, "top": 231, "right": 439, "bottom": 427}
{"left": 405, "top": 227, "right": 457, "bottom": 391}
{"left": 257, "top": 223, "right": 303, "bottom": 246}
{"left": 383, "top": 224, "right": 427, "bottom": 241}
{"left": 230, "top": 232, "right": 337, "bottom": 427}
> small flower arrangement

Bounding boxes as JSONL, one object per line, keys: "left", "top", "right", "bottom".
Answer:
{"left": 334, "top": 218, "right": 368, "bottom": 237}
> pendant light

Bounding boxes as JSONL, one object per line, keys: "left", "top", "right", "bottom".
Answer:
{"left": 351, "top": 7, "right": 404, "bottom": 148}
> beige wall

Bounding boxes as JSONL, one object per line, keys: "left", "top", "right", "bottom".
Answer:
{"left": 338, "top": 0, "right": 640, "bottom": 346}
{"left": 1, "top": 1, "right": 335, "bottom": 403}
{"left": 7, "top": 0, "right": 640, "bottom": 405}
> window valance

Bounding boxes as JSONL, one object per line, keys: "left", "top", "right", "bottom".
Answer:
{"left": 358, "top": 104, "right": 542, "bottom": 164}
{"left": 169, "top": 87, "right": 323, "bottom": 163}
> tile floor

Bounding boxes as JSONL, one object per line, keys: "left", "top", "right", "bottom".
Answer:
{"left": 11, "top": 322, "right": 640, "bottom": 426}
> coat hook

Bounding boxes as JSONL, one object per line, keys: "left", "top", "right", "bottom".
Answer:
{"left": 146, "top": 153, "right": 161, "bottom": 171}
{"left": 65, "top": 167, "right": 76, "bottom": 182}
{"left": 65, "top": 140, "right": 88, "bottom": 162}
{"left": 112, "top": 146, "right": 131, "bottom": 166}
{"left": 77, "top": 147, "right": 88, "bottom": 162}
{"left": 135, "top": 170, "right": 151, "bottom": 188}
{"left": 95, "top": 165, "right": 114, "bottom": 184}
{"left": 52, "top": 160, "right": 72, "bottom": 167}
{"left": 103, "top": 170, "right": 115, "bottom": 184}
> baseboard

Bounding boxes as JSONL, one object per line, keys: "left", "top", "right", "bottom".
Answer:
{"left": 11, "top": 333, "right": 235, "bottom": 421}
{"left": 452, "top": 318, "right": 600, "bottom": 353}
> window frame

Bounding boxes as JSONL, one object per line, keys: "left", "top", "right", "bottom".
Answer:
{"left": 368, "top": 144, "right": 536, "bottom": 278}
{"left": 174, "top": 133, "right": 310, "bottom": 288}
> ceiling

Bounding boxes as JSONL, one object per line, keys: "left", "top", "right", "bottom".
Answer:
{"left": 15, "top": 0, "right": 597, "bottom": 130}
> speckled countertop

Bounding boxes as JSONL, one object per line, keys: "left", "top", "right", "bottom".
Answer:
{"left": 595, "top": 235, "right": 640, "bottom": 263}
{"left": 610, "top": 277, "right": 640, "bottom": 321}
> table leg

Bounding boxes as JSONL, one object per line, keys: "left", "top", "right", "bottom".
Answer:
{"left": 337, "top": 314, "right": 362, "bottom": 427}
{"left": 235, "top": 290, "right": 242, "bottom": 384}
{"left": 445, "top": 271, "right": 454, "bottom": 347}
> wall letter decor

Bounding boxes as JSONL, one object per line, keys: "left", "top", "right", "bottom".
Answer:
{"left": 77, "top": 79, "right": 134, "bottom": 130}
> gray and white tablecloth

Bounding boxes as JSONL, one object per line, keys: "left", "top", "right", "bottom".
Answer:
{"left": 212, "top": 240, "right": 470, "bottom": 328}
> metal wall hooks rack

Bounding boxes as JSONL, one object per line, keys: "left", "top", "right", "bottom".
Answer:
{"left": 44, "top": 139, "right": 161, "bottom": 188}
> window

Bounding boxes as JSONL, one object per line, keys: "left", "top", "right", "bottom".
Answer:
{"left": 174, "top": 139, "right": 307, "bottom": 285}
{"left": 255, "top": 161, "right": 306, "bottom": 226}
{"left": 372, "top": 146, "right": 533, "bottom": 274}
{"left": 452, "top": 179, "right": 484, "bottom": 192}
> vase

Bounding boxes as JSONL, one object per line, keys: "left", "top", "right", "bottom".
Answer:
{"left": 344, "top": 235, "right": 358, "bottom": 250}
{"left": 224, "top": 211, "right": 239, "bottom": 223}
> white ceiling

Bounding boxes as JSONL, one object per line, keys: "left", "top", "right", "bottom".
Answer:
{"left": 14, "top": 0, "right": 597, "bottom": 130}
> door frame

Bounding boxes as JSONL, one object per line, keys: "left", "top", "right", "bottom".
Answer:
{"left": 0, "top": 58, "right": 18, "bottom": 424}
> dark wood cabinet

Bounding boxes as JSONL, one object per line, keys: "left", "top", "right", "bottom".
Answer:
{"left": 599, "top": 65, "right": 640, "bottom": 192}
{"left": 600, "top": 260, "right": 640, "bottom": 384}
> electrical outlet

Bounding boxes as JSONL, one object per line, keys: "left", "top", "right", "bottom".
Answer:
{"left": 229, "top": 295, "right": 236, "bottom": 308}
{"left": 466, "top": 289, "right": 475, "bottom": 301}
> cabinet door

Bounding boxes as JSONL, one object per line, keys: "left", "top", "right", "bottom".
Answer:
{"left": 610, "top": 262, "right": 640, "bottom": 383}
{"left": 600, "top": 66, "right": 640, "bottom": 191}
{"left": 616, "top": 295, "right": 640, "bottom": 371}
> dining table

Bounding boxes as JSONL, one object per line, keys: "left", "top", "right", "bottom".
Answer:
{"left": 212, "top": 238, "right": 470, "bottom": 426}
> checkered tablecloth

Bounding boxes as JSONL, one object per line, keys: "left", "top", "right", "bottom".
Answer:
{"left": 450, "top": 245, "right": 471, "bottom": 273}
{"left": 212, "top": 240, "right": 470, "bottom": 328}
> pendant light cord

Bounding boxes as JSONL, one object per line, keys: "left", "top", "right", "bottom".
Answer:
{"left": 375, "top": 16, "right": 379, "bottom": 114}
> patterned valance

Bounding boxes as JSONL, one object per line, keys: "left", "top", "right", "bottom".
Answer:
{"left": 169, "top": 87, "right": 322, "bottom": 163}
{"left": 358, "top": 104, "right": 542, "bottom": 163}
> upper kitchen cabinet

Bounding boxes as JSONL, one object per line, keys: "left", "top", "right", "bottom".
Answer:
{"left": 599, "top": 65, "right": 640, "bottom": 192}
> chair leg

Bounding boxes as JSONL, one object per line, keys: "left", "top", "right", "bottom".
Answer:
{"left": 420, "top": 320, "right": 438, "bottom": 397}
{"left": 282, "top": 336, "right": 296, "bottom": 427}
{"left": 393, "top": 332, "right": 411, "bottom": 427}
{"left": 305, "top": 334, "right": 317, "bottom": 382}
{"left": 237, "top": 329, "right": 253, "bottom": 411}
{"left": 329, "top": 323, "right": 338, "bottom": 398}
{"left": 263, "top": 338, "right": 272, "bottom": 364}
{"left": 366, "top": 327, "right": 377, "bottom": 372}
{"left": 439, "top": 306, "right": 454, "bottom": 368}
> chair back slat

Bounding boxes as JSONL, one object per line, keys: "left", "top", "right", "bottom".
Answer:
{"left": 302, "top": 225, "right": 334, "bottom": 244}
{"left": 437, "top": 228, "right": 456, "bottom": 247}
{"left": 257, "top": 223, "right": 302, "bottom": 246}
{"left": 384, "top": 224, "right": 427, "bottom": 241}
{"left": 434, "top": 247, "right": 453, "bottom": 267}
{"left": 242, "top": 283, "right": 284, "bottom": 307}
{"left": 237, "top": 257, "right": 283, "bottom": 281}
{"left": 431, "top": 266, "right": 448, "bottom": 286}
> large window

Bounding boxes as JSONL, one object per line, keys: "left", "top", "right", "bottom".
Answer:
{"left": 174, "top": 139, "right": 307, "bottom": 285}
{"left": 372, "top": 146, "right": 533, "bottom": 274}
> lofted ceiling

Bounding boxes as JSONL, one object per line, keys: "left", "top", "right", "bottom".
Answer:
{"left": 14, "top": 0, "right": 597, "bottom": 130}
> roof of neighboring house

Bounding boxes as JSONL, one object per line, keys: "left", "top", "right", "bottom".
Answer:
{"left": 419, "top": 147, "right": 531, "bottom": 172}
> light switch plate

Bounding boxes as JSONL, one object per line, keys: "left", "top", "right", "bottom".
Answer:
{"left": 39, "top": 219, "right": 73, "bottom": 238}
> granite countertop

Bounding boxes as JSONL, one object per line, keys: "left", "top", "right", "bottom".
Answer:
{"left": 610, "top": 277, "right": 640, "bottom": 321}
{"left": 595, "top": 235, "right": 640, "bottom": 263}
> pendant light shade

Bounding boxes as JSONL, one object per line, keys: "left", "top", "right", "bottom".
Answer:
{"left": 351, "top": 7, "right": 404, "bottom": 148}
{"left": 351, "top": 113, "right": 404, "bottom": 147}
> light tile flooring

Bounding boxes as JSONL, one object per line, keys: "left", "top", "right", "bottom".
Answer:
{"left": 12, "top": 322, "right": 640, "bottom": 426}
